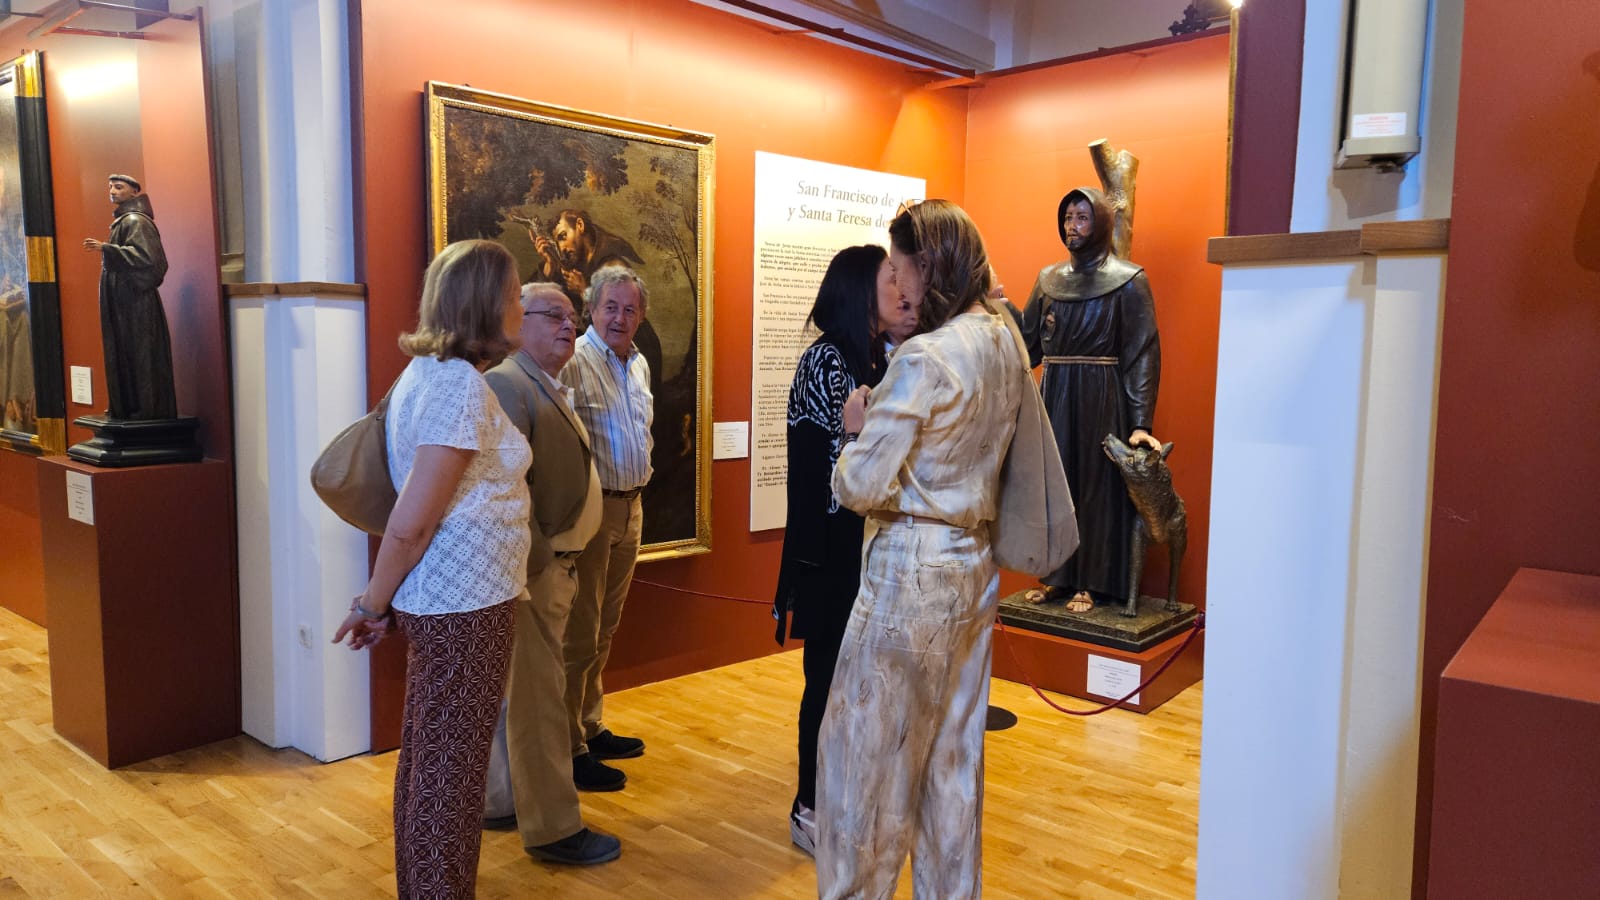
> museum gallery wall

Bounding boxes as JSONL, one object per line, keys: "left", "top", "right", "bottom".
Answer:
{"left": 356, "top": 0, "right": 1229, "bottom": 747}
{"left": 357, "top": 0, "right": 968, "bottom": 745}
{"left": 1417, "top": 0, "right": 1600, "bottom": 887}
{"left": 0, "top": 19, "right": 230, "bottom": 627}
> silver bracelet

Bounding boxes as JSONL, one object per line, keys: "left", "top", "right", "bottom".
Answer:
{"left": 353, "top": 598, "right": 389, "bottom": 620}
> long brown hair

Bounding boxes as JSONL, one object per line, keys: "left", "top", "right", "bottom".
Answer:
{"left": 887, "top": 199, "right": 992, "bottom": 335}
{"left": 399, "top": 239, "right": 519, "bottom": 367}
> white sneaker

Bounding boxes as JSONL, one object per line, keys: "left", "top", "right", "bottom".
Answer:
{"left": 789, "top": 802, "right": 817, "bottom": 857}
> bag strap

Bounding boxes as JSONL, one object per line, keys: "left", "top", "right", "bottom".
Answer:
{"left": 995, "top": 305, "right": 1033, "bottom": 390}
{"left": 373, "top": 372, "right": 402, "bottom": 416}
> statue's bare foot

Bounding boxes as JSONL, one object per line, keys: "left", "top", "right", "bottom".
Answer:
{"left": 1023, "top": 585, "right": 1068, "bottom": 604}
{"left": 1065, "top": 591, "right": 1095, "bottom": 614}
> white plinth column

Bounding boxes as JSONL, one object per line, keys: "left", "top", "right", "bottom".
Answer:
{"left": 231, "top": 290, "right": 370, "bottom": 761}
{"left": 1197, "top": 254, "right": 1445, "bottom": 899}
{"left": 1337, "top": 252, "right": 1445, "bottom": 897}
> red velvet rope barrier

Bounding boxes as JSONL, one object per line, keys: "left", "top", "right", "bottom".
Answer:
{"left": 630, "top": 578, "right": 1205, "bottom": 718}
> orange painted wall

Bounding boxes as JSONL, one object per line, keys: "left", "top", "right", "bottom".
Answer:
{"left": 0, "top": 449, "right": 45, "bottom": 624}
{"left": 965, "top": 34, "right": 1230, "bottom": 607}
{"left": 355, "top": 5, "right": 1230, "bottom": 742}
{"left": 353, "top": 0, "right": 969, "bottom": 719}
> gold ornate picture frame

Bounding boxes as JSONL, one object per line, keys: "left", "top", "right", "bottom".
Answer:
{"left": 0, "top": 51, "right": 64, "bottom": 454}
{"left": 425, "top": 82, "right": 714, "bottom": 562}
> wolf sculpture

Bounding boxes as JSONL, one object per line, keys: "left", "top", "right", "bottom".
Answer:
{"left": 1102, "top": 434, "right": 1187, "bottom": 618}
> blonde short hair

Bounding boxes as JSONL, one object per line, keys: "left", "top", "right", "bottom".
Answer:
{"left": 398, "top": 240, "right": 519, "bottom": 367}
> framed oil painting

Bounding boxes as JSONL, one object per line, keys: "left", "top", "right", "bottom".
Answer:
{"left": 0, "top": 51, "right": 64, "bottom": 455}
{"left": 425, "top": 82, "right": 714, "bottom": 561}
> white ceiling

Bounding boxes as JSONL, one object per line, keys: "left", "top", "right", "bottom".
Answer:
{"left": 2, "top": 1, "right": 1210, "bottom": 73}
{"left": 694, "top": 0, "right": 1203, "bottom": 72}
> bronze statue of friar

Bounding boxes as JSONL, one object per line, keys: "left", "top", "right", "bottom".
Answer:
{"left": 82, "top": 173, "right": 176, "bottom": 421}
{"left": 1019, "top": 185, "right": 1163, "bottom": 615}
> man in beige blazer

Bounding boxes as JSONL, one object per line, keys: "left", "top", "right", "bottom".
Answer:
{"left": 482, "top": 282, "right": 617, "bottom": 866}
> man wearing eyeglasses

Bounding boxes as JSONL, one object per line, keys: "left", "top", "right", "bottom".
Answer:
{"left": 481, "top": 282, "right": 618, "bottom": 866}
{"left": 560, "top": 264, "right": 653, "bottom": 793}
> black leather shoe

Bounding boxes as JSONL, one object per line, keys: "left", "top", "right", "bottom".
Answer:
{"left": 588, "top": 729, "right": 645, "bottom": 760}
{"left": 572, "top": 752, "right": 627, "bottom": 791}
{"left": 482, "top": 813, "right": 517, "bottom": 830}
{"left": 527, "top": 827, "right": 622, "bottom": 866}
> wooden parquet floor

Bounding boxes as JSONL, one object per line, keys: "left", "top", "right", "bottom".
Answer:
{"left": 0, "top": 606, "right": 1199, "bottom": 898}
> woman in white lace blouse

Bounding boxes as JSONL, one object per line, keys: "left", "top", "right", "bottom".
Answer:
{"left": 815, "top": 200, "right": 1024, "bottom": 899}
{"left": 332, "top": 239, "right": 531, "bottom": 899}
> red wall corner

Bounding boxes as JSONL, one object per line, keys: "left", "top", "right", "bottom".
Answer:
{"left": 1418, "top": 0, "right": 1600, "bottom": 891}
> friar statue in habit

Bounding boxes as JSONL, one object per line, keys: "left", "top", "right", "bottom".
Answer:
{"left": 1020, "top": 186, "right": 1162, "bottom": 614}
{"left": 82, "top": 174, "right": 177, "bottom": 421}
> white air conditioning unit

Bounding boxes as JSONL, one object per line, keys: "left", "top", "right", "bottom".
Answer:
{"left": 1336, "top": 0, "right": 1429, "bottom": 171}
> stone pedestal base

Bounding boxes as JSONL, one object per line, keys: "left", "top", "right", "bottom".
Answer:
{"left": 998, "top": 591, "right": 1198, "bottom": 652}
{"left": 67, "top": 415, "right": 202, "bottom": 467}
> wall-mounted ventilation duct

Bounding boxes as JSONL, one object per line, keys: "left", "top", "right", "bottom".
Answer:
{"left": 1336, "top": 0, "right": 1430, "bottom": 171}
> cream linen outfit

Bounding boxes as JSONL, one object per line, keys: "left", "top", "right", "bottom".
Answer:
{"left": 818, "top": 308, "right": 1023, "bottom": 899}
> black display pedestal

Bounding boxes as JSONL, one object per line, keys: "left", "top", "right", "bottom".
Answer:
{"left": 998, "top": 592, "right": 1198, "bottom": 653}
{"left": 67, "top": 415, "right": 202, "bottom": 467}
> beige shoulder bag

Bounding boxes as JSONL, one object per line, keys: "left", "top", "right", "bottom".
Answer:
{"left": 990, "top": 311, "right": 1079, "bottom": 576}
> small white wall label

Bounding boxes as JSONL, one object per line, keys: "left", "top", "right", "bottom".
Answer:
{"left": 713, "top": 421, "right": 749, "bottom": 460}
{"left": 70, "top": 366, "right": 92, "bottom": 405}
{"left": 66, "top": 471, "right": 94, "bottom": 525}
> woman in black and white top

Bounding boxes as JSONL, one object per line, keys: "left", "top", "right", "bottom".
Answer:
{"left": 773, "top": 243, "right": 916, "bottom": 856}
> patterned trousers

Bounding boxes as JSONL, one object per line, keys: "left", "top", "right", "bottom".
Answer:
{"left": 393, "top": 601, "right": 515, "bottom": 900}
{"left": 816, "top": 519, "right": 997, "bottom": 900}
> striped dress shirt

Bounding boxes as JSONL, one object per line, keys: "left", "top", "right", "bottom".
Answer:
{"left": 561, "top": 326, "right": 654, "bottom": 491}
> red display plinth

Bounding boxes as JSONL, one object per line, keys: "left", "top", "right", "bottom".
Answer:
{"left": 37, "top": 456, "right": 239, "bottom": 768}
{"left": 1428, "top": 568, "right": 1600, "bottom": 898}
{"left": 990, "top": 619, "right": 1203, "bottom": 714}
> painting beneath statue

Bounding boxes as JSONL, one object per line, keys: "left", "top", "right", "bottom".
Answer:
{"left": 426, "top": 82, "right": 713, "bottom": 561}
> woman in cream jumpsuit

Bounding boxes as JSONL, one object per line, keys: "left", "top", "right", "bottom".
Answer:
{"left": 817, "top": 200, "right": 1023, "bottom": 899}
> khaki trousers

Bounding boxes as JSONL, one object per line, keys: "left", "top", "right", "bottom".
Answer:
{"left": 484, "top": 562, "right": 584, "bottom": 847}
{"left": 816, "top": 519, "right": 997, "bottom": 900}
{"left": 565, "top": 493, "right": 642, "bottom": 756}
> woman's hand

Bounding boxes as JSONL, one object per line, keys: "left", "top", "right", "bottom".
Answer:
{"left": 843, "top": 385, "right": 871, "bottom": 435}
{"left": 332, "top": 594, "right": 393, "bottom": 650}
